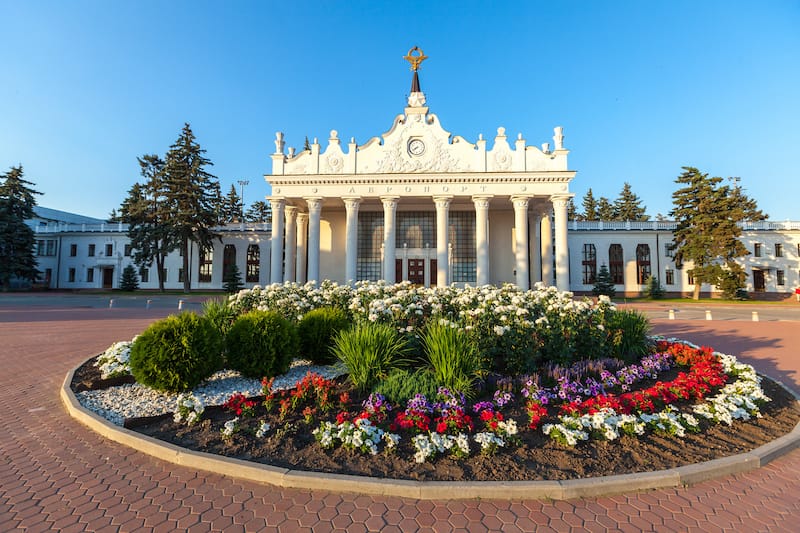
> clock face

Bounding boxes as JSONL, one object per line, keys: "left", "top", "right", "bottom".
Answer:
{"left": 408, "top": 139, "right": 426, "bottom": 156}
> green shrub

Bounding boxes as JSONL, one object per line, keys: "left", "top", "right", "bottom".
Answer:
{"left": 202, "top": 297, "right": 238, "bottom": 338}
{"left": 225, "top": 310, "right": 298, "bottom": 378}
{"left": 297, "top": 307, "right": 352, "bottom": 364}
{"left": 422, "top": 320, "right": 485, "bottom": 398}
{"left": 332, "top": 322, "right": 410, "bottom": 393}
{"left": 644, "top": 275, "right": 665, "bottom": 299}
{"left": 373, "top": 368, "right": 440, "bottom": 405}
{"left": 129, "top": 312, "right": 223, "bottom": 392}
{"left": 605, "top": 309, "right": 652, "bottom": 363}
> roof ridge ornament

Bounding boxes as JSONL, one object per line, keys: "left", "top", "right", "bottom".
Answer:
{"left": 403, "top": 46, "right": 427, "bottom": 71}
{"left": 404, "top": 47, "right": 427, "bottom": 109}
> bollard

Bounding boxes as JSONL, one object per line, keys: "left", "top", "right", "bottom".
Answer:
{"left": 109, "top": 299, "right": 114, "bottom": 308}
{"left": 705, "top": 310, "right": 712, "bottom": 321}
{"left": 668, "top": 309, "right": 675, "bottom": 320}
{"left": 178, "top": 299, "right": 184, "bottom": 310}
{"left": 146, "top": 299, "right": 152, "bottom": 309}
{"left": 752, "top": 311, "right": 759, "bottom": 322}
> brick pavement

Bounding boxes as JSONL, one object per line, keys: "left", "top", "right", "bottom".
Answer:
{"left": 1, "top": 305, "right": 799, "bottom": 531}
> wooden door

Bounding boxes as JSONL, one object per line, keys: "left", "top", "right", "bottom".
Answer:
{"left": 102, "top": 268, "right": 114, "bottom": 289}
{"left": 407, "top": 259, "right": 425, "bottom": 285}
{"left": 429, "top": 259, "right": 437, "bottom": 287}
{"left": 753, "top": 270, "right": 766, "bottom": 292}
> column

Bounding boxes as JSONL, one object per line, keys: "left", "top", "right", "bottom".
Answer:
{"left": 305, "top": 197, "right": 322, "bottom": 284}
{"left": 511, "top": 196, "right": 531, "bottom": 290}
{"left": 434, "top": 196, "right": 452, "bottom": 286}
{"left": 529, "top": 209, "right": 542, "bottom": 286}
{"left": 381, "top": 196, "right": 399, "bottom": 284}
{"left": 283, "top": 206, "right": 298, "bottom": 283}
{"left": 295, "top": 213, "right": 308, "bottom": 283}
{"left": 472, "top": 195, "right": 492, "bottom": 286}
{"left": 553, "top": 196, "right": 570, "bottom": 292}
{"left": 540, "top": 206, "right": 553, "bottom": 286}
{"left": 269, "top": 197, "right": 285, "bottom": 284}
{"left": 343, "top": 197, "right": 361, "bottom": 284}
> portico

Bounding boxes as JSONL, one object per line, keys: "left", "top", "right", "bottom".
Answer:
{"left": 266, "top": 48, "right": 574, "bottom": 290}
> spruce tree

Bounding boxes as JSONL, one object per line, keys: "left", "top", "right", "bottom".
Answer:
{"left": 596, "top": 197, "right": 615, "bottom": 221}
{"left": 0, "top": 166, "right": 41, "bottom": 290}
{"left": 162, "top": 123, "right": 220, "bottom": 293}
{"left": 245, "top": 200, "right": 272, "bottom": 223}
{"left": 567, "top": 198, "right": 578, "bottom": 220}
{"left": 643, "top": 275, "right": 665, "bottom": 299}
{"left": 220, "top": 184, "right": 243, "bottom": 223}
{"left": 223, "top": 263, "right": 244, "bottom": 293}
{"left": 613, "top": 182, "right": 649, "bottom": 221}
{"left": 669, "top": 167, "right": 765, "bottom": 299}
{"left": 119, "top": 264, "right": 140, "bottom": 291}
{"left": 581, "top": 188, "right": 598, "bottom": 221}
{"left": 592, "top": 264, "right": 616, "bottom": 298}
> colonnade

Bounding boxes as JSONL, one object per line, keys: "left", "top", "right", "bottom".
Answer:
{"left": 267, "top": 194, "right": 570, "bottom": 291}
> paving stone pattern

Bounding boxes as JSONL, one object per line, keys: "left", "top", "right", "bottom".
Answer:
{"left": 1, "top": 304, "right": 799, "bottom": 531}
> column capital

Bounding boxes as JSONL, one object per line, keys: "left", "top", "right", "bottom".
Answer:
{"left": 296, "top": 212, "right": 309, "bottom": 224}
{"left": 550, "top": 195, "right": 572, "bottom": 209}
{"left": 380, "top": 195, "right": 400, "bottom": 203}
{"left": 433, "top": 195, "right": 453, "bottom": 208}
{"left": 267, "top": 196, "right": 286, "bottom": 207}
{"left": 510, "top": 195, "right": 532, "bottom": 209}
{"left": 342, "top": 196, "right": 362, "bottom": 210}
{"left": 304, "top": 197, "right": 323, "bottom": 212}
{"left": 284, "top": 205, "right": 298, "bottom": 220}
{"left": 471, "top": 195, "right": 493, "bottom": 209}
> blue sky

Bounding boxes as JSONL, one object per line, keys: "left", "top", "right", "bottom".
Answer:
{"left": 1, "top": 1, "right": 798, "bottom": 220}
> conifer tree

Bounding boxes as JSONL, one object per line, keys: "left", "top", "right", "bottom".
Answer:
{"left": 596, "top": 197, "right": 615, "bottom": 221}
{"left": 219, "top": 184, "right": 243, "bottom": 223}
{"left": 567, "top": 198, "right": 578, "bottom": 220}
{"left": 119, "top": 264, "right": 140, "bottom": 291}
{"left": 669, "top": 167, "right": 765, "bottom": 299}
{"left": 592, "top": 264, "right": 616, "bottom": 298}
{"left": 613, "top": 182, "right": 649, "bottom": 221}
{"left": 245, "top": 200, "right": 272, "bottom": 223}
{"left": 0, "top": 166, "right": 41, "bottom": 290}
{"left": 162, "top": 123, "right": 220, "bottom": 293}
{"left": 222, "top": 263, "right": 244, "bottom": 293}
{"left": 581, "top": 188, "right": 598, "bottom": 221}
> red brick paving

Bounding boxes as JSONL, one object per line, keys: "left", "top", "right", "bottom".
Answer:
{"left": 1, "top": 305, "right": 800, "bottom": 531}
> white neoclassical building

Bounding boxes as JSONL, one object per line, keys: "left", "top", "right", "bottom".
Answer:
{"left": 266, "top": 48, "right": 575, "bottom": 290}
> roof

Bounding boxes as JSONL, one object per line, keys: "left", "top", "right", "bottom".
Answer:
{"left": 31, "top": 206, "right": 107, "bottom": 225}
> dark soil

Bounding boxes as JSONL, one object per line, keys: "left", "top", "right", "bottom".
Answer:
{"left": 72, "top": 358, "right": 800, "bottom": 482}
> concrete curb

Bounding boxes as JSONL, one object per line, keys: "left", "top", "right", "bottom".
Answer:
{"left": 61, "top": 361, "right": 800, "bottom": 501}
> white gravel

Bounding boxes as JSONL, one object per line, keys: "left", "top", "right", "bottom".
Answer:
{"left": 76, "top": 360, "right": 346, "bottom": 426}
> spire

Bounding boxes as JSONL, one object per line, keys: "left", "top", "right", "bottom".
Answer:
{"left": 403, "top": 46, "right": 427, "bottom": 108}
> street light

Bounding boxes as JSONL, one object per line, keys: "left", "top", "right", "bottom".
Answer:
{"left": 237, "top": 179, "right": 249, "bottom": 222}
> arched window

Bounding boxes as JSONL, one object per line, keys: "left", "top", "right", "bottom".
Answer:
{"left": 198, "top": 246, "right": 213, "bottom": 283}
{"left": 223, "top": 245, "right": 236, "bottom": 282}
{"left": 582, "top": 243, "right": 596, "bottom": 284}
{"left": 246, "top": 244, "right": 260, "bottom": 282}
{"left": 636, "top": 244, "right": 651, "bottom": 284}
{"left": 609, "top": 244, "right": 624, "bottom": 284}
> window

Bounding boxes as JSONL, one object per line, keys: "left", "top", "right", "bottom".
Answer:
{"left": 582, "top": 244, "right": 596, "bottom": 284}
{"left": 775, "top": 243, "right": 783, "bottom": 258}
{"left": 688, "top": 272, "right": 695, "bottom": 285}
{"left": 139, "top": 267, "right": 149, "bottom": 283}
{"left": 68, "top": 268, "right": 76, "bottom": 283}
{"left": 357, "top": 212, "right": 384, "bottom": 281}
{"left": 37, "top": 239, "right": 56, "bottom": 256}
{"left": 124, "top": 244, "right": 132, "bottom": 257}
{"left": 246, "top": 244, "right": 260, "bottom": 282}
{"left": 664, "top": 243, "right": 675, "bottom": 258}
{"left": 105, "top": 244, "right": 113, "bottom": 257}
{"left": 636, "top": 244, "right": 651, "bottom": 284}
{"left": 70, "top": 244, "right": 77, "bottom": 257}
{"left": 754, "top": 243, "right": 762, "bottom": 257}
{"left": 777, "top": 270, "right": 785, "bottom": 286}
{"left": 449, "top": 211, "right": 476, "bottom": 283}
{"left": 609, "top": 244, "right": 624, "bottom": 284}
{"left": 223, "top": 245, "right": 237, "bottom": 282}
{"left": 88, "top": 244, "right": 95, "bottom": 257}
{"left": 86, "top": 268, "right": 94, "bottom": 283}
{"left": 198, "top": 247, "right": 213, "bottom": 283}
{"left": 179, "top": 268, "right": 185, "bottom": 283}
{"left": 665, "top": 269, "right": 675, "bottom": 285}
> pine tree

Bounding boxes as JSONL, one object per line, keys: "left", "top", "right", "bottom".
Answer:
{"left": 592, "top": 264, "right": 616, "bottom": 298}
{"left": 613, "top": 182, "right": 649, "bottom": 221}
{"left": 669, "top": 167, "right": 765, "bottom": 299}
{"left": 119, "top": 264, "right": 140, "bottom": 291}
{"left": 162, "top": 123, "right": 220, "bottom": 293}
{"left": 245, "top": 200, "right": 272, "bottom": 223}
{"left": 567, "top": 198, "right": 578, "bottom": 220}
{"left": 0, "top": 166, "right": 41, "bottom": 290}
{"left": 596, "top": 197, "right": 615, "bottom": 221}
{"left": 223, "top": 263, "right": 244, "bottom": 293}
{"left": 581, "top": 188, "right": 598, "bottom": 221}
{"left": 219, "top": 184, "right": 243, "bottom": 223}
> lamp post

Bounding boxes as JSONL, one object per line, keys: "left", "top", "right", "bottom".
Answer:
{"left": 237, "top": 179, "right": 249, "bottom": 222}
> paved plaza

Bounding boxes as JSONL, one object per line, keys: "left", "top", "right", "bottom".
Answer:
{"left": 1, "top": 296, "right": 800, "bottom": 531}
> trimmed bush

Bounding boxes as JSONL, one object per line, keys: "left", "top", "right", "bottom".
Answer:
{"left": 373, "top": 368, "right": 440, "bottom": 406}
{"left": 333, "top": 322, "right": 410, "bottom": 393}
{"left": 202, "top": 297, "right": 238, "bottom": 338}
{"left": 423, "top": 320, "right": 485, "bottom": 398}
{"left": 129, "top": 312, "right": 223, "bottom": 392}
{"left": 605, "top": 309, "right": 652, "bottom": 363}
{"left": 225, "top": 310, "right": 298, "bottom": 379}
{"left": 297, "top": 307, "right": 352, "bottom": 364}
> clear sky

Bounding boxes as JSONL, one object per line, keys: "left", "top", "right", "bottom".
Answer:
{"left": 1, "top": 0, "right": 798, "bottom": 220}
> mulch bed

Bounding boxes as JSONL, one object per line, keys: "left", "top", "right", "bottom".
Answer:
{"left": 70, "top": 357, "right": 800, "bottom": 482}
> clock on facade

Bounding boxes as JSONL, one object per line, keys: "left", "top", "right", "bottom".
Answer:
{"left": 408, "top": 138, "right": 426, "bottom": 156}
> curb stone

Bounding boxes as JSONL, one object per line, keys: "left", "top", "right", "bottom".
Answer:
{"left": 61, "top": 357, "right": 800, "bottom": 501}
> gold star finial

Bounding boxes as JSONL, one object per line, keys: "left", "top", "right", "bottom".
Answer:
{"left": 404, "top": 46, "right": 427, "bottom": 72}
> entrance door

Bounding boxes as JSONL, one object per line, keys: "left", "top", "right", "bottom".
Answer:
{"left": 407, "top": 259, "right": 425, "bottom": 285}
{"left": 395, "top": 259, "right": 402, "bottom": 283}
{"left": 102, "top": 268, "right": 114, "bottom": 289}
{"left": 753, "top": 270, "right": 766, "bottom": 292}
{"left": 429, "top": 259, "right": 437, "bottom": 287}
